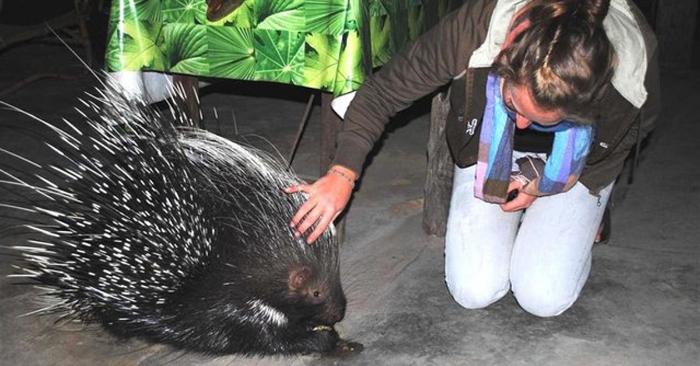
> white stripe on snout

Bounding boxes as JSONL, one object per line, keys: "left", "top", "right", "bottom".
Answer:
{"left": 248, "top": 299, "right": 288, "bottom": 327}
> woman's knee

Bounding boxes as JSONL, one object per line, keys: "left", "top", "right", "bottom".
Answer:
{"left": 511, "top": 282, "right": 580, "bottom": 317}
{"left": 445, "top": 274, "right": 509, "bottom": 309}
{"left": 510, "top": 247, "right": 592, "bottom": 317}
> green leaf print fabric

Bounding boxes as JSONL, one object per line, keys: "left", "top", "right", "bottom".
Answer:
{"left": 107, "top": 0, "right": 465, "bottom": 96}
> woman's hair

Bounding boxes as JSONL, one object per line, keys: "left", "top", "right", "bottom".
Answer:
{"left": 492, "top": 0, "right": 617, "bottom": 119}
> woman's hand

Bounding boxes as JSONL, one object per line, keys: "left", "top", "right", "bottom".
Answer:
{"left": 285, "top": 165, "right": 357, "bottom": 244}
{"left": 500, "top": 180, "right": 537, "bottom": 211}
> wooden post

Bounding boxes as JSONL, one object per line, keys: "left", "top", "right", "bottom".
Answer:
{"left": 422, "top": 91, "right": 454, "bottom": 237}
{"left": 655, "top": 0, "right": 698, "bottom": 68}
{"left": 320, "top": 92, "right": 346, "bottom": 243}
{"left": 172, "top": 74, "right": 201, "bottom": 127}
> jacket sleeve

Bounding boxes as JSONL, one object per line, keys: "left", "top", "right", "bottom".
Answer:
{"left": 332, "top": 1, "right": 493, "bottom": 175}
{"left": 579, "top": 44, "right": 661, "bottom": 193}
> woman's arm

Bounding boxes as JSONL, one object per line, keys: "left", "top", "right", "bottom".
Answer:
{"left": 334, "top": 1, "right": 493, "bottom": 174}
{"left": 287, "top": 1, "right": 495, "bottom": 243}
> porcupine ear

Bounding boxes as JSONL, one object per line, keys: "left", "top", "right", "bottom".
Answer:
{"left": 288, "top": 266, "right": 312, "bottom": 291}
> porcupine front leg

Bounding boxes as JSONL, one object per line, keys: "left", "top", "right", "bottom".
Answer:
{"left": 283, "top": 326, "right": 341, "bottom": 355}
{"left": 278, "top": 325, "right": 363, "bottom": 356}
{"left": 302, "top": 329, "right": 365, "bottom": 356}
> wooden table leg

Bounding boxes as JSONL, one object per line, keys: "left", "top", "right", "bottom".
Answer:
{"left": 172, "top": 74, "right": 201, "bottom": 127}
{"left": 422, "top": 91, "right": 454, "bottom": 237}
{"left": 320, "top": 92, "right": 346, "bottom": 244}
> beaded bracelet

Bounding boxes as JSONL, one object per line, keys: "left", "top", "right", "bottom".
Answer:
{"left": 329, "top": 168, "right": 355, "bottom": 188}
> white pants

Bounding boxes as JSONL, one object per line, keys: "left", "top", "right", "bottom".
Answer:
{"left": 444, "top": 154, "right": 613, "bottom": 317}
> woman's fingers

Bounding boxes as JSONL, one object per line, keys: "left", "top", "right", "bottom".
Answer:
{"left": 305, "top": 209, "right": 335, "bottom": 244}
{"left": 296, "top": 209, "right": 320, "bottom": 237}
{"left": 500, "top": 180, "right": 529, "bottom": 211}
{"left": 500, "top": 189, "right": 537, "bottom": 211}
{"left": 286, "top": 166, "right": 356, "bottom": 244}
{"left": 290, "top": 196, "right": 317, "bottom": 231}
{"left": 287, "top": 187, "right": 329, "bottom": 239}
{"left": 287, "top": 183, "right": 311, "bottom": 227}
{"left": 284, "top": 183, "right": 309, "bottom": 194}
{"left": 290, "top": 200, "right": 332, "bottom": 243}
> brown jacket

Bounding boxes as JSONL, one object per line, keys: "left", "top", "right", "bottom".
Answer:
{"left": 334, "top": 0, "right": 660, "bottom": 195}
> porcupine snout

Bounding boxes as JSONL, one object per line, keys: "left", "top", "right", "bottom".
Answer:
{"left": 286, "top": 264, "right": 346, "bottom": 326}
{"left": 322, "top": 283, "right": 346, "bottom": 325}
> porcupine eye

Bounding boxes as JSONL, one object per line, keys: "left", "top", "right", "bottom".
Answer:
{"left": 306, "top": 288, "right": 325, "bottom": 305}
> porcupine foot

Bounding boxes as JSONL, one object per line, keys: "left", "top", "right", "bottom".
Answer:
{"left": 290, "top": 326, "right": 361, "bottom": 356}
{"left": 314, "top": 327, "right": 364, "bottom": 356}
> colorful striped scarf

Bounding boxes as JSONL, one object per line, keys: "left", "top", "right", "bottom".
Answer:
{"left": 474, "top": 73, "right": 594, "bottom": 203}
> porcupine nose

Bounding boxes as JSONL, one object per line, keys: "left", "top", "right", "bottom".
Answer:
{"left": 325, "top": 292, "right": 347, "bottom": 324}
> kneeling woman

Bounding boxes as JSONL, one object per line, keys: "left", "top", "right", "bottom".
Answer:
{"left": 287, "top": 0, "right": 660, "bottom": 317}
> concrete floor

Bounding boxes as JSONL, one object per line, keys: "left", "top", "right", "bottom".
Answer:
{"left": 0, "top": 43, "right": 698, "bottom": 366}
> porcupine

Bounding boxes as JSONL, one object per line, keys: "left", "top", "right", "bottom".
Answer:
{"left": 0, "top": 78, "right": 350, "bottom": 356}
